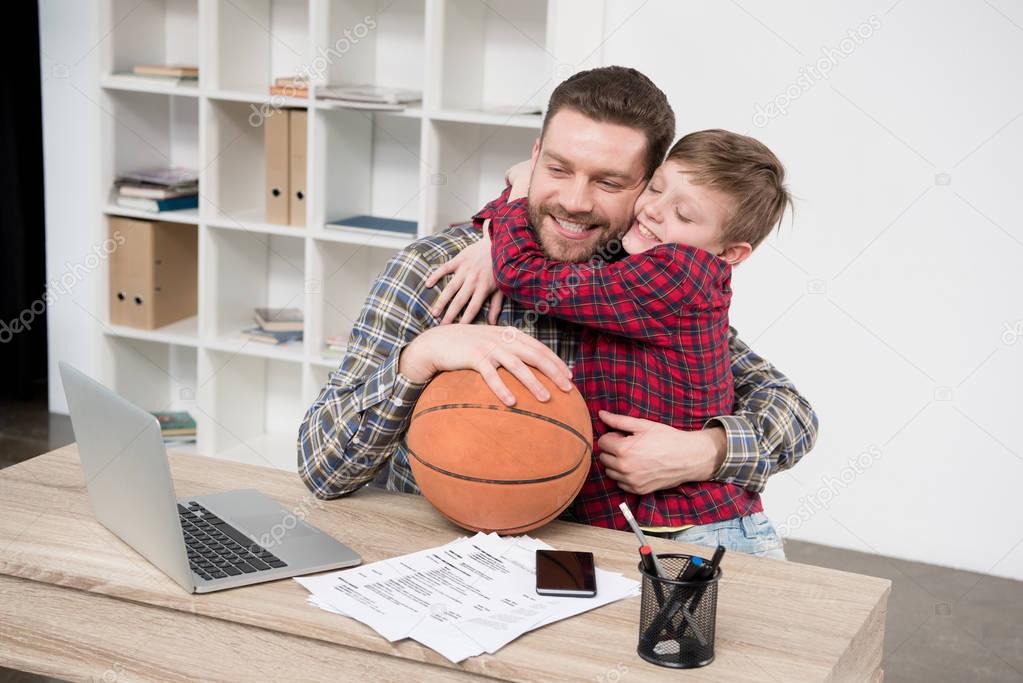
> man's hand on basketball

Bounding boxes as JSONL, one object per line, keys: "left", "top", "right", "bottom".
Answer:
{"left": 596, "top": 411, "right": 728, "bottom": 495}
{"left": 399, "top": 325, "right": 574, "bottom": 407}
{"left": 425, "top": 228, "right": 504, "bottom": 325}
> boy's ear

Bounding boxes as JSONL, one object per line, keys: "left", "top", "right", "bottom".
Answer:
{"left": 718, "top": 242, "right": 752, "bottom": 266}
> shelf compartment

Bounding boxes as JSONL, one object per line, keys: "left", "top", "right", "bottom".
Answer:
{"left": 197, "top": 349, "right": 304, "bottom": 470}
{"left": 102, "top": 90, "right": 198, "bottom": 209}
{"left": 433, "top": 0, "right": 552, "bottom": 114}
{"left": 312, "top": 0, "right": 425, "bottom": 92}
{"left": 202, "top": 98, "right": 311, "bottom": 226}
{"left": 207, "top": 0, "right": 310, "bottom": 97}
{"left": 422, "top": 118, "right": 537, "bottom": 232}
{"left": 102, "top": 337, "right": 201, "bottom": 451}
{"left": 104, "top": 0, "right": 199, "bottom": 83}
{"left": 316, "top": 106, "right": 422, "bottom": 233}
{"left": 203, "top": 226, "right": 306, "bottom": 356}
{"left": 309, "top": 239, "right": 398, "bottom": 356}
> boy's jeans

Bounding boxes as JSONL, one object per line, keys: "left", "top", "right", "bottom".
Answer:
{"left": 650, "top": 512, "right": 787, "bottom": 560}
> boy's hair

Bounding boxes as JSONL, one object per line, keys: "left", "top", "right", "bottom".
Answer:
{"left": 543, "top": 66, "right": 675, "bottom": 179}
{"left": 666, "top": 129, "right": 791, "bottom": 249}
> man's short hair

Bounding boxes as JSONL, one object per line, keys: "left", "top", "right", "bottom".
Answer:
{"left": 542, "top": 66, "right": 675, "bottom": 179}
{"left": 667, "top": 129, "right": 792, "bottom": 249}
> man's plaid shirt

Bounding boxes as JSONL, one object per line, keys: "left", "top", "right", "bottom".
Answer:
{"left": 297, "top": 225, "right": 819, "bottom": 510}
{"left": 483, "top": 189, "right": 760, "bottom": 529}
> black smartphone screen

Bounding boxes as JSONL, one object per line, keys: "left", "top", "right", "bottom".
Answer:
{"left": 535, "top": 550, "right": 597, "bottom": 597}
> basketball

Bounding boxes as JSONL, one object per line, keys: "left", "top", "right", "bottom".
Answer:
{"left": 406, "top": 368, "right": 592, "bottom": 535}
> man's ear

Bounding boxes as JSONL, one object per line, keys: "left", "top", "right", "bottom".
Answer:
{"left": 530, "top": 138, "right": 540, "bottom": 168}
{"left": 718, "top": 242, "right": 752, "bottom": 266}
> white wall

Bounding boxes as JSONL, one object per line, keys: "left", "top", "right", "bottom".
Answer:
{"left": 40, "top": 0, "right": 103, "bottom": 413}
{"left": 40, "top": 1, "right": 1023, "bottom": 580}
{"left": 601, "top": 0, "right": 1023, "bottom": 581}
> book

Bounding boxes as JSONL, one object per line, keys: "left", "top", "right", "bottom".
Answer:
{"left": 254, "top": 307, "right": 303, "bottom": 332}
{"left": 117, "top": 183, "right": 198, "bottom": 200}
{"left": 241, "top": 326, "right": 303, "bottom": 345}
{"left": 116, "top": 194, "right": 199, "bottom": 212}
{"left": 110, "top": 72, "right": 200, "bottom": 88}
{"left": 318, "top": 84, "right": 421, "bottom": 104}
{"left": 317, "top": 84, "right": 421, "bottom": 111}
{"left": 117, "top": 167, "right": 199, "bottom": 186}
{"left": 326, "top": 215, "right": 417, "bottom": 238}
{"left": 270, "top": 85, "right": 308, "bottom": 98}
{"left": 318, "top": 98, "right": 406, "bottom": 111}
{"left": 274, "top": 75, "right": 309, "bottom": 86}
{"left": 151, "top": 411, "right": 196, "bottom": 437}
{"left": 133, "top": 64, "right": 199, "bottom": 78}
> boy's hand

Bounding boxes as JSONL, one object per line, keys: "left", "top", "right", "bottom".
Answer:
{"left": 504, "top": 160, "right": 532, "bottom": 200}
{"left": 425, "top": 224, "right": 504, "bottom": 325}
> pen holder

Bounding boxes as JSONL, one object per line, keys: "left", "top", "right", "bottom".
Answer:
{"left": 637, "top": 553, "right": 720, "bottom": 669}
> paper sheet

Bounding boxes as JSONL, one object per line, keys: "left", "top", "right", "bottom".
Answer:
{"left": 295, "top": 532, "right": 640, "bottom": 662}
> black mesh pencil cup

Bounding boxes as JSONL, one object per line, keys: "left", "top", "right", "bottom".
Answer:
{"left": 637, "top": 553, "right": 721, "bottom": 668}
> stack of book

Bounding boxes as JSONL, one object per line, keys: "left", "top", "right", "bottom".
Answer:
{"left": 114, "top": 64, "right": 199, "bottom": 87}
{"left": 324, "top": 334, "right": 347, "bottom": 357}
{"left": 241, "top": 307, "right": 303, "bottom": 345}
{"left": 317, "top": 84, "right": 421, "bottom": 111}
{"left": 114, "top": 168, "right": 199, "bottom": 212}
{"left": 270, "top": 75, "right": 309, "bottom": 98}
{"left": 152, "top": 410, "right": 197, "bottom": 447}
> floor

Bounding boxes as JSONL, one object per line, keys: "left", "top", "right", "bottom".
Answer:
{"left": 0, "top": 398, "right": 1020, "bottom": 683}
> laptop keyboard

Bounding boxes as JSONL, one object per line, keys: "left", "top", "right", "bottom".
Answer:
{"left": 178, "top": 502, "right": 288, "bottom": 582}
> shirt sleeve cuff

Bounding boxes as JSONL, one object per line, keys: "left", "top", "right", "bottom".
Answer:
{"left": 703, "top": 415, "right": 757, "bottom": 485}
{"left": 356, "top": 344, "right": 429, "bottom": 411}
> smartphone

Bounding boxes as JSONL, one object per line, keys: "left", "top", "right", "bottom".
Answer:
{"left": 535, "top": 550, "right": 597, "bottom": 597}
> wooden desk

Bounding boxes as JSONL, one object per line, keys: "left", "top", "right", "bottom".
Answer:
{"left": 0, "top": 446, "right": 890, "bottom": 681}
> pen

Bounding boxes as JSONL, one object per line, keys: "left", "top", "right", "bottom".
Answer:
{"left": 639, "top": 545, "right": 666, "bottom": 604}
{"left": 619, "top": 502, "right": 667, "bottom": 579}
{"left": 640, "top": 547, "right": 725, "bottom": 649}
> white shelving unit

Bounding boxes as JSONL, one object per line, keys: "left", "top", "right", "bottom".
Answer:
{"left": 95, "top": 0, "right": 602, "bottom": 471}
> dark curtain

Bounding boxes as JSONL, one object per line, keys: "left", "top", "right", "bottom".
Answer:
{"left": 0, "top": 0, "right": 46, "bottom": 400}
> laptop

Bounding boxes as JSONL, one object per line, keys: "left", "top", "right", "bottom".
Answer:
{"left": 58, "top": 361, "right": 361, "bottom": 593}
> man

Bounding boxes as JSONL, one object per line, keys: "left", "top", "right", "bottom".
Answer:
{"left": 297, "top": 67, "right": 817, "bottom": 559}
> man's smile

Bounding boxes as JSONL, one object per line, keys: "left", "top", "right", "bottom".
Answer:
{"left": 548, "top": 215, "right": 601, "bottom": 241}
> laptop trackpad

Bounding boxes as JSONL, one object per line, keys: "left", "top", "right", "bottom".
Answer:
{"left": 233, "top": 513, "right": 318, "bottom": 540}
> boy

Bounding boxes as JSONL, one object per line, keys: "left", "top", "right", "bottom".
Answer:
{"left": 474, "top": 129, "right": 792, "bottom": 531}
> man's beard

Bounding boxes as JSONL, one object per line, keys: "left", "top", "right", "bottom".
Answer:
{"left": 528, "top": 201, "right": 631, "bottom": 264}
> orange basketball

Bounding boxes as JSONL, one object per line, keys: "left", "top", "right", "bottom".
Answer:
{"left": 406, "top": 368, "right": 592, "bottom": 535}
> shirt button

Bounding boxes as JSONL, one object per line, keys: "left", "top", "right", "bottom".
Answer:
{"left": 393, "top": 397, "right": 403, "bottom": 406}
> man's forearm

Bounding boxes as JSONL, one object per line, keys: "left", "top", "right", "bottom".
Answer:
{"left": 298, "top": 345, "right": 427, "bottom": 499}
{"left": 397, "top": 332, "right": 436, "bottom": 384}
{"left": 708, "top": 329, "right": 820, "bottom": 492}
{"left": 297, "top": 246, "right": 435, "bottom": 499}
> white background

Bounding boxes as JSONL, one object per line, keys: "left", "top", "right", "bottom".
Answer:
{"left": 39, "top": 1, "right": 1023, "bottom": 581}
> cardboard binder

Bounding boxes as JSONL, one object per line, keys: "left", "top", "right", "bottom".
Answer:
{"left": 108, "top": 217, "right": 197, "bottom": 330}
{"left": 264, "top": 109, "right": 290, "bottom": 225}
{"left": 289, "top": 109, "right": 307, "bottom": 226}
